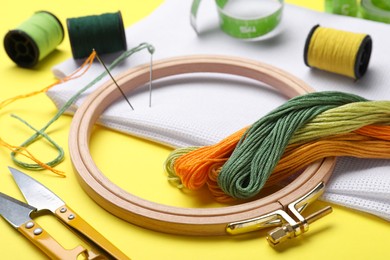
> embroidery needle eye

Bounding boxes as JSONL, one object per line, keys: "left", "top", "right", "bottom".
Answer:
{"left": 146, "top": 44, "right": 155, "bottom": 108}
{"left": 94, "top": 49, "right": 134, "bottom": 111}
{"left": 149, "top": 52, "right": 153, "bottom": 108}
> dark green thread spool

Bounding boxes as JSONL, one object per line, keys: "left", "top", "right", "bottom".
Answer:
{"left": 67, "top": 11, "right": 127, "bottom": 59}
{"left": 3, "top": 11, "right": 64, "bottom": 68}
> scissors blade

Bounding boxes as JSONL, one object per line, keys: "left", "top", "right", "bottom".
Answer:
{"left": 0, "top": 192, "right": 35, "bottom": 228}
{"left": 8, "top": 167, "right": 130, "bottom": 259}
{"left": 8, "top": 167, "right": 65, "bottom": 213}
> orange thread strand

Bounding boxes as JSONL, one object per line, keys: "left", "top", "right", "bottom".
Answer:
{"left": 0, "top": 138, "right": 65, "bottom": 177}
{"left": 0, "top": 51, "right": 96, "bottom": 110}
{"left": 174, "top": 127, "right": 247, "bottom": 190}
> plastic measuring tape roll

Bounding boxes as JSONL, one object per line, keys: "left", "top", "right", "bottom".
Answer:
{"left": 3, "top": 11, "right": 64, "bottom": 68}
{"left": 191, "top": 0, "right": 284, "bottom": 39}
{"left": 361, "top": 0, "right": 390, "bottom": 23}
{"left": 325, "top": 0, "right": 359, "bottom": 16}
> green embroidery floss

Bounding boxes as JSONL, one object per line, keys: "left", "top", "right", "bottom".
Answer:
{"left": 3, "top": 11, "right": 64, "bottom": 67}
{"left": 67, "top": 11, "right": 127, "bottom": 59}
{"left": 217, "top": 91, "right": 366, "bottom": 199}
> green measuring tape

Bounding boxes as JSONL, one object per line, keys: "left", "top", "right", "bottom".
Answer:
{"left": 361, "top": 0, "right": 390, "bottom": 23}
{"left": 191, "top": 0, "right": 284, "bottom": 39}
{"left": 325, "top": 0, "right": 390, "bottom": 23}
{"left": 325, "top": 0, "right": 358, "bottom": 16}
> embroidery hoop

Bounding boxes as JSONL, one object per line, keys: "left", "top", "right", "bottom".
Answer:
{"left": 69, "top": 55, "right": 335, "bottom": 236}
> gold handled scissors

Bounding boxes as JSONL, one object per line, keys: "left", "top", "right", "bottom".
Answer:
{"left": 0, "top": 166, "right": 130, "bottom": 259}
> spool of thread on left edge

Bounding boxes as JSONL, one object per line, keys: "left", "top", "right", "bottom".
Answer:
{"left": 3, "top": 11, "right": 64, "bottom": 68}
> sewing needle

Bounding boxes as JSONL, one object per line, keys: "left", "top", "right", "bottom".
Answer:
{"left": 94, "top": 50, "right": 134, "bottom": 111}
{"left": 149, "top": 53, "right": 153, "bottom": 108}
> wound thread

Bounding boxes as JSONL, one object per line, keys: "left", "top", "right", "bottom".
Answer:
{"left": 67, "top": 11, "right": 127, "bottom": 59}
{"left": 304, "top": 25, "right": 372, "bottom": 79}
{"left": 3, "top": 11, "right": 64, "bottom": 67}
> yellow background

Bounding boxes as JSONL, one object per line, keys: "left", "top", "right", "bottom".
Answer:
{"left": 0, "top": 0, "right": 389, "bottom": 259}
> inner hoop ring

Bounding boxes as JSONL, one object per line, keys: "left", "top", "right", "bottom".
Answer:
{"left": 69, "top": 55, "right": 336, "bottom": 236}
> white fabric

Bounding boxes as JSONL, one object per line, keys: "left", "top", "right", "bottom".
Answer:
{"left": 48, "top": 0, "right": 390, "bottom": 220}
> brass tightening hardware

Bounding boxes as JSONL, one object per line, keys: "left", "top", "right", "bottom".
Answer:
{"left": 226, "top": 182, "right": 332, "bottom": 246}
{"left": 267, "top": 205, "right": 332, "bottom": 246}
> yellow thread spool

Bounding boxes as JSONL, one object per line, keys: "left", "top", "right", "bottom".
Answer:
{"left": 304, "top": 25, "right": 372, "bottom": 79}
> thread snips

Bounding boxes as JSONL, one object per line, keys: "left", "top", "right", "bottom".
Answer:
{"left": 0, "top": 166, "right": 130, "bottom": 259}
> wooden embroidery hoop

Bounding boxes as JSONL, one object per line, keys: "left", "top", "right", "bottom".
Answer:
{"left": 69, "top": 55, "right": 335, "bottom": 236}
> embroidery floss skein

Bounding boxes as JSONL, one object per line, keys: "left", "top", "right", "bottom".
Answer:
{"left": 206, "top": 126, "right": 390, "bottom": 202}
{"left": 67, "top": 11, "right": 127, "bottom": 59}
{"left": 169, "top": 92, "right": 364, "bottom": 196}
{"left": 165, "top": 92, "right": 390, "bottom": 200}
{"left": 304, "top": 25, "right": 372, "bottom": 79}
{"left": 3, "top": 11, "right": 64, "bottom": 67}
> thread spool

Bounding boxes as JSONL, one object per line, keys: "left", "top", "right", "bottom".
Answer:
{"left": 304, "top": 25, "right": 372, "bottom": 80}
{"left": 67, "top": 11, "right": 127, "bottom": 59}
{"left": 3, "top": 11, "right": 64, "bottom": 68}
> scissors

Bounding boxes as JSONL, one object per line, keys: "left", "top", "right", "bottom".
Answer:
{"left": 0, "top": 166, "right": 130, "bottom": 260}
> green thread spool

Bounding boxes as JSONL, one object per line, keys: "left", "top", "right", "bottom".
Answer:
{"left": 67, "top": 11, "right": 127, "bottom": 59}
{"left": 3, "top": 11, "right": 64, "bottom": 68}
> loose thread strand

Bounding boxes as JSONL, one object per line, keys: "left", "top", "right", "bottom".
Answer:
{"left": 11, "top": 43, "right": 155, "bottom": 173}
{"left": 0, "top": 51, "right": 96, "bottom": 176}
{"left": 0, "top": 51, "right": 96, "bottom": 110}
{"left": 0, "top": 138, "right": 65, "bottom": 176}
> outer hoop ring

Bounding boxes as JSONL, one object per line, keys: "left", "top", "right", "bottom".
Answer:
{"left": 69, "top": 55, "right": 336, "bottom": 236}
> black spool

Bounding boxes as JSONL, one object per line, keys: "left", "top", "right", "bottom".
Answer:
{"left": 303, "top": 24, "right": 320, "bottom": 68}
{"left": 3, "top": 11, "right": 64, "bottom": 68}
{"left": 354, "top": 35, "right": 372, "bottom": 79}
